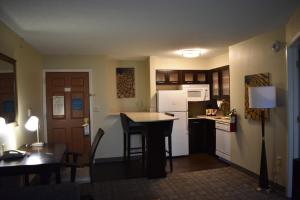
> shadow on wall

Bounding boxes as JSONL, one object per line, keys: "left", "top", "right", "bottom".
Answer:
{"left": 95, "top": 115, "right": 123, "bottom": 159}
{"left": 234, "top": 114, "right": 245, "bottom": 159}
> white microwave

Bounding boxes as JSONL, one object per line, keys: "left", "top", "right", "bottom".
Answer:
{"left": 180, "top": 84, "right": 210, "bottom": 101}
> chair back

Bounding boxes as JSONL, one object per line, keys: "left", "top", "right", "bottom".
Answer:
{"left": 163, "top": 113, "right": 174, "bottom": 137}
{"left": 90, "top": 128, "right": 105, "bottom": 165}
{"left": 120, "top": 113, "right": 130, "bottom": 133}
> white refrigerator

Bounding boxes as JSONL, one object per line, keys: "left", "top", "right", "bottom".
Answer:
{"left": 157, "top": 90, "right": 189, "bottom": 156}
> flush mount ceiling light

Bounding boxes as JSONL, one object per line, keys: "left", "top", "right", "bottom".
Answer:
{"left": 176, "top": 49, "right": 205, "bottom": 58}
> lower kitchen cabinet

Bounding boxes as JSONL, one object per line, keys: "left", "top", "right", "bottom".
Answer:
{"left": 188, "top": 119, "right": 215, "bottom": 155}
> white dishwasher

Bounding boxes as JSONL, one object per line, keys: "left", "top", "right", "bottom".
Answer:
{"left": 215, "top": 121, "right": 232, "bottom": 162}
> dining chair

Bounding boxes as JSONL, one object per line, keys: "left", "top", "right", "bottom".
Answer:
{"left": 64, "top": 128, "right": 104, "bottom": 183}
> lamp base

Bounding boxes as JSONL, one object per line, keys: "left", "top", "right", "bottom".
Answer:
{"left": 31, "top": 142, "right": 44, "bottom": 147}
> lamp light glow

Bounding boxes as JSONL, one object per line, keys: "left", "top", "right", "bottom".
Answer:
{"left": 0, "top": 117, "right": 6, "bottom": 130}
{"left": 248, "top": 86, "right": 276, "bottom": 108}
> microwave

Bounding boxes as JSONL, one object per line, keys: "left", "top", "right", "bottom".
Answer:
{"left": 180, "top": 84, "right": 210, "bottom": 101}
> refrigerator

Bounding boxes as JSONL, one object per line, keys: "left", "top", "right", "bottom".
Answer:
{"left": 157, "top": 90, "right": 189, "bottom": 156}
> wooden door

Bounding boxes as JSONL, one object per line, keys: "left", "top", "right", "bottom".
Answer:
{"left": 46, "top": 72, "right": 91, "bottom": 164}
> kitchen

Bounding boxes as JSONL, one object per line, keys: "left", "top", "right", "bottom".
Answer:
{"left": 155, "top": 65, "right": 236, "bottom": 165}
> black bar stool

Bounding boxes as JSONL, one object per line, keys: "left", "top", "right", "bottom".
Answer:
{"left": 120, "top": 113, "right": 146, "bottom": 167}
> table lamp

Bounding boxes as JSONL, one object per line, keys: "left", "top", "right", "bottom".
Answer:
{"left": 248, "top": 86, "right": 276, "bottom": 191}
{"left": 25, "top": 116, "right": 44, "bottom": 147}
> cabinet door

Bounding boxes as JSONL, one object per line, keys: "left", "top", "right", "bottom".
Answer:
{"left": 221, "top": 68, "right": 230, "bottom": 97}
{"left": 212, "top": 71, "right": 220, "bottom": 97}
{"left": 182, "top": 71, "right": 194, "bottom": 84}
{"left": 188, "top": 119, "right": 215, "bottom": 154}
{"left": 168, "top": 70, "right": 181, "bottom": 84}
{"left": 195, "top": 71, "right": 207, "bottom": 83}
{"left": 156, "top": 70, "right": 168, "bottom": 84}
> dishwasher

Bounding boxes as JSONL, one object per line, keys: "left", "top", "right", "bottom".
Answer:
{"left": 215, "top": 121, "right": 232, "bottom": 162}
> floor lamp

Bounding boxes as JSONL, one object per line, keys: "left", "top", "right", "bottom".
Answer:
{"left": 248, "top": 86, "right": 276, "bottom": 191}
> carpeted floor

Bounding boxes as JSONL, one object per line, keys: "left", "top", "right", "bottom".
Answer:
{"left": 80, "top": 167, "right": 286, "bottom": 200}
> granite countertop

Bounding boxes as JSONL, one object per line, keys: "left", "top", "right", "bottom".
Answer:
{"left": 188, "top": 115, "right": 231, "bottom": 123}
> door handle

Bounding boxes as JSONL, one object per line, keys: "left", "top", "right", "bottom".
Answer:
{"left": 82, "top": 117, "right": 89, "bottom": 127}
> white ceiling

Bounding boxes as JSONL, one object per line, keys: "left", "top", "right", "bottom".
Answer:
{"left": 0, "top": 0, "right": 299, "bottom": 59}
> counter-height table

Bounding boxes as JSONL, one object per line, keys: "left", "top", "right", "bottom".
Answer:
{"left": 125, "top": 112, "right": 177, "bottom": 178}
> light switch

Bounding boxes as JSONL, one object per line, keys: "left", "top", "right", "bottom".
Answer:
{"left": 27, "top": 109, "right": 31, "bottom": 117}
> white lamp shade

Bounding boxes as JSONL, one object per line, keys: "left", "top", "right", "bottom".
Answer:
{"left": 25, "top": 116, "right": 39, "bottom": 132}
{"left": 248, "top": 86, "right": 276, "bottom": 108}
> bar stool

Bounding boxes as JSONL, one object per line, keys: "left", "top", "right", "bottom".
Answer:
{"left": 120, "top": 113, "right": 146, "bottom": 167}
{"left": 164, "top": 113, "right": 174, "bottom": 172}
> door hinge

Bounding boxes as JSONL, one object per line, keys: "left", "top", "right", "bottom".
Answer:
{"left": 297, "top": 60, "right": 300, "bottom": 68}
{"left": 297, "top": 116, "right": 300, "bottom": 123}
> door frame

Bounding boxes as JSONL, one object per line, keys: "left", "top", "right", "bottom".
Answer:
{"left": 42, "top": 69, "right": 94, "bottom": 145}
{"left": 287, "top": 32, "right": 300, "bottom": 197}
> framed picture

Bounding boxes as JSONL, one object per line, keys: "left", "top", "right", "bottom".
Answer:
{"left": 116, "top": 68, "right": 135, "bottom": 98}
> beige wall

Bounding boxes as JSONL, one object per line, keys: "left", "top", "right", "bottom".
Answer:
{"left": 43, "top": 55, "right": 149, "bottom": 158}
{"left": 0, "top": 21, "right": 43, "bottom": 150}
{"left": 205, "top": 52, "right": 229, "bottom": 69}
{"left": 229, "top": 27, "right": 287, "bottom": 186}
{"left": 286, "top": 6, "right": 300, "bottom": 45}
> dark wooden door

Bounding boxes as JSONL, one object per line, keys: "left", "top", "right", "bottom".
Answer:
{"left": 46, "top": 72, "right": 91, "bottom": 164}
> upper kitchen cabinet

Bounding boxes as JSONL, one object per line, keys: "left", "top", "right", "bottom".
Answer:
{"left": 156, "top": 70, "right": 181, "bottom": 85}
{"left": 181, "top": 70, "right": 207, "bottom": 84}
{"left": 210, "top": 65, "right": 230, "bottom": 100}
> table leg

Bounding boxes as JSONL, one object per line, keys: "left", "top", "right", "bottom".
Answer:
{"left": 24, "top": 174, "right": 29, "bottom": 186}
{"left": 145, "top": 121, "right": 169, "bottom": 178}
{"left": 55, "top": 167, "right": 61, "bottom": 184}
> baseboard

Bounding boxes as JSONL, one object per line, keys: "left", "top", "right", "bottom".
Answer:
{"left": 229, "top": 162, "right": 285, "bottom": 194}
{"left": 95, "top": 156, "right": 124, "bottom": 163}
{"left": 95, "top": 154, "right": 189, "bottom": 164}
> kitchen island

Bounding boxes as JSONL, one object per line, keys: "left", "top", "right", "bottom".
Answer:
{"left": 125, "top": 112, "right": 177, "bottom": 178}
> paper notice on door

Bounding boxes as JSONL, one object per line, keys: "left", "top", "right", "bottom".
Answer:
{"left": 53, "top": 96, "right": 65, "bottom": 116}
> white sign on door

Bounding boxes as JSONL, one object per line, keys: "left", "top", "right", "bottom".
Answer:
{"left": 53, "top": 96, "right": 65, "bottom": 116}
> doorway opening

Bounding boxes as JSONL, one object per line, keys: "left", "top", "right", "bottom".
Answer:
{"left": 287, "top": 36, "right": 300, "bottom": 197}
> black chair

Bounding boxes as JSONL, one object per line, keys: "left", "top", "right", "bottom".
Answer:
{"left": 164, "top": 113, "right": 174, "bottom": 172}
{"left": 120, "top": 113, "right": 146, "bottom": 167}
{"left": 64, "top": 128, "right": 104, "bottom": 183}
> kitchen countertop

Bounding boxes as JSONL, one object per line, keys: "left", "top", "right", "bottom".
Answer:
{"left": 188, "top": 115, "right": 230, "bottom": 123}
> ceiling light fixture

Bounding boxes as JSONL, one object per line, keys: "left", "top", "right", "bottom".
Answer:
{"left": 176, "top": 49, "right": 205, "bottom": 58}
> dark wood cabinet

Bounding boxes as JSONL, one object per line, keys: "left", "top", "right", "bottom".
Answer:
{"left": 189, "top": 119, "right": 215, "bottom": 155}
{"left": 182, "top": 70, "right": 207, "bottom": 84}
{"left": 156, "top": 70, "right": 181, "bottom": 85}
{"left": 209, "top": 65, "right": 230, "bottom": 100}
